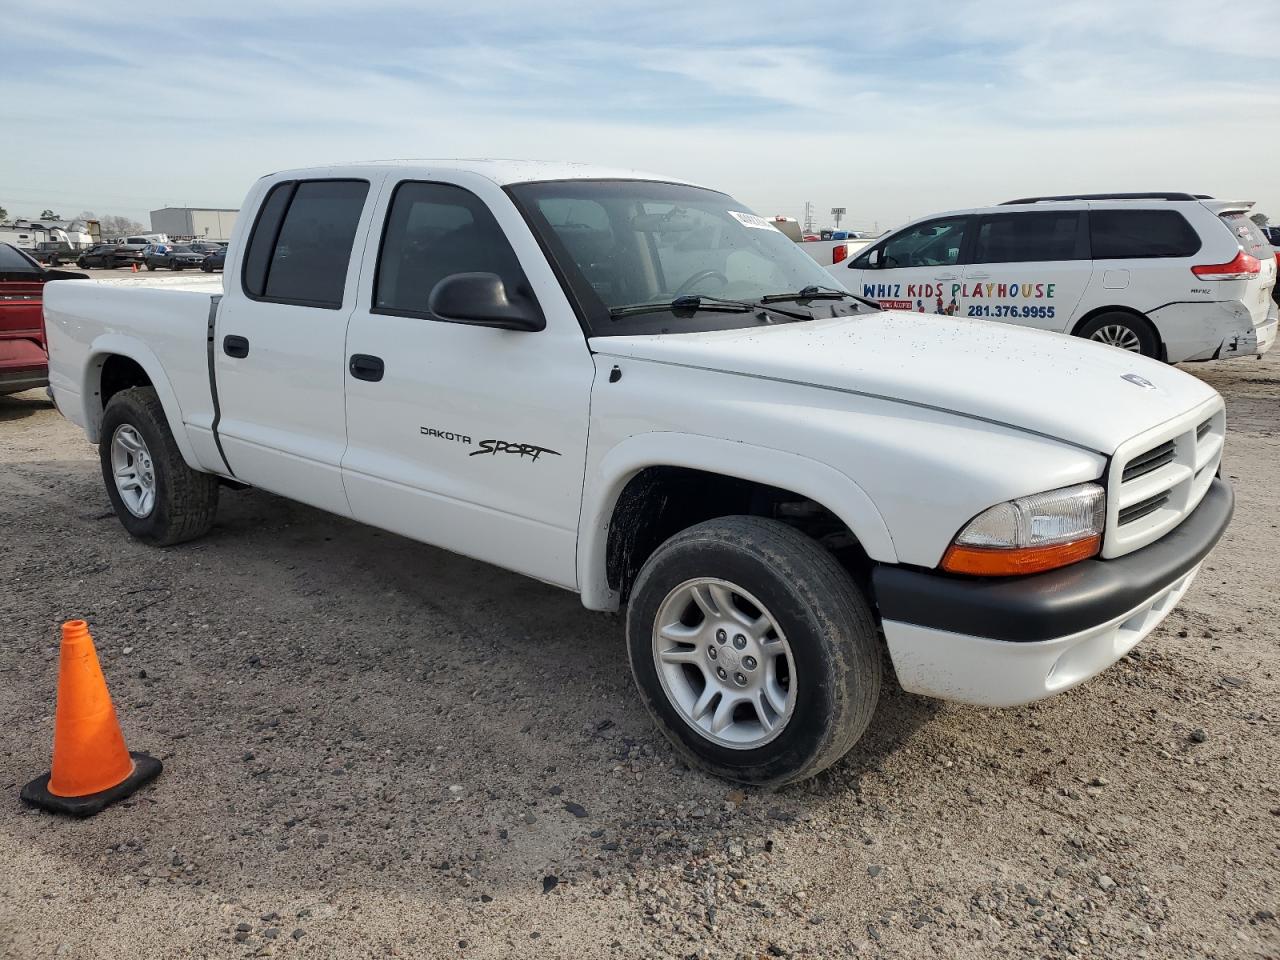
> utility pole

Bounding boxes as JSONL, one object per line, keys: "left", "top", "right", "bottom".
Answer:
{"left": 831, "top": 207, "right": 846, "bottom": 229}
{"left": 802, "top": 201, "right": 815, "bottom": 234}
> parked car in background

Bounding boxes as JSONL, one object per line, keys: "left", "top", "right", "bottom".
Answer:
{"left": 200, "top": 245, "right": 228, "bottom": 272}
{"left": 0, "top": 243, "right": 86, "bottom": 395}
{"left": 186, "top": 241, "right": 225, "bottom": 258}
{"left": 832, "top": 193, "right": 1277, "bottom": 362}
{"left": 110, "top": 238, "right": 150, "bottom": 267}
{"left": 1263, "top": 226, "right": 1280, "bottom": 303}
{"left": 770, "top": 216, "right": 872, "bottom": 267}
{"left": 32, "top": 241, "right": 76, "bottom": 267}
{"left": 77, "top": 244, "right": 126, "bottom": 269}
{"left": 143, "top": 243, "right": 208, "bottom": 271}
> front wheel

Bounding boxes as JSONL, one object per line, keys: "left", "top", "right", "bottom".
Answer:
{"left": 99, "top": 387, "right": 219, "bottom": 546}
{"left": 626, "top": 516, "right": 881, "bottom": 786}
{"left": 145, "top": 262, "right": 157, "bottom": 271}
{"left": 1076, "top": 312, "right": 1160, "bottom": 358}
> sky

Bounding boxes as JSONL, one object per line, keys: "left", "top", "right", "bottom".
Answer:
{"left": 2, "top": 0, "right": 1278, "bottom": 233}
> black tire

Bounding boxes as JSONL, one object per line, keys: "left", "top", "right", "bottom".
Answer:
{"left": 1075, "top": 311, "right": 1160, "bottom": 359}
{"left": 145, "top": 262, "right": 156, "bottom": 271}
{"left": 99, "top": 387, "right": 219, "bottom": 546}
{"left": 626, "top": 516, "right": 881, "bottom": 786}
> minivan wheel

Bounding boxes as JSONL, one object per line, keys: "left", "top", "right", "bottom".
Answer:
{"left": 626, "top": 516, "right": 881, "bottom": 786}
{"left": 1076, "top": 312, "right": 1160, "bottom": 358}
{"left": 99, "top": 387, "right": 220, "bottom": 546}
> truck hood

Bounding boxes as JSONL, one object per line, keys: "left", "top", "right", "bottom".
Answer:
{"left": 590, "top": 311, "right": 1220, "bottom": 454}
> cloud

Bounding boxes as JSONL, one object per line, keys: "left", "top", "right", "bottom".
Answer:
{"left": 1, "top": 1, "right": 1276, "bottom": 226}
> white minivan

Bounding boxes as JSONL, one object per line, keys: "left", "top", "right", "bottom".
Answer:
{"left": 829, "top": 193, "right": 1277, "bottom": 362}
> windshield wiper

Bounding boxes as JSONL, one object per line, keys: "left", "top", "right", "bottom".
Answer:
{"left": 760, "top": 285, "right": 882, "bottom": 311}
{"left": 609, "top": 294, "right": 809, "bottom": 322}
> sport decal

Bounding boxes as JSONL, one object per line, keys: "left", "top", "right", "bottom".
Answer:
{"left": 470, "top": 440, "right": 561, "bottom": 463}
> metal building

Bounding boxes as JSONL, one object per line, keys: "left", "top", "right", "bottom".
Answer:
{"left": 149, "top": 207, "right": 239, "bottom": 242}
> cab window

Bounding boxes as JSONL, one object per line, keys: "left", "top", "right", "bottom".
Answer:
{"left": 881, "top": 217, "right": 969, "bottom": 269}
{"left": 242, "top": 179, "right": 370, "bottom": 309}
{"left": 373, "top": 181, "right": 536, "bottom": 321}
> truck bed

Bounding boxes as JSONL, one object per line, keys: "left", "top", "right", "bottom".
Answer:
{"left": 42, "top": 278, "right": 225, "bottom": 473}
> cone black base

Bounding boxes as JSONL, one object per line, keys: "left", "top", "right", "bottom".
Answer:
{"left": 20, "top": 752, "right": 162, "bottom": 818}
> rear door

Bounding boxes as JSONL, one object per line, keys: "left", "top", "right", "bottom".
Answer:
{"left": 959, "top": 208, "right": 1090, "bottom": 332}
{"left": 848, "top": 216, "right": 971, "bottom": 315}
{"left": 340, "top": 175, "right": 595, "bottom": 588}
{"left": 213, "top": 176, "right": 381, "bottom": 516}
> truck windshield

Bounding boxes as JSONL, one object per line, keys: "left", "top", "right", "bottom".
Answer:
{"left": 508, "top": 180, "right": 859, "bottom": 336}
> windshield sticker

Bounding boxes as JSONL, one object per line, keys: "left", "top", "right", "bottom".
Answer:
{"left": 728, "top": 211, "right": 776, "bottom": 230}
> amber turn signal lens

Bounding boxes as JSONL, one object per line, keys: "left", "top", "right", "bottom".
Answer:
{"left": 941, "top": 534, "right": 1101, "bottom": 576}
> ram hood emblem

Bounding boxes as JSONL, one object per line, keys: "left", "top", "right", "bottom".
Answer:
{"left": 1121, "top": 373, "right": 1156, "bottom": 390}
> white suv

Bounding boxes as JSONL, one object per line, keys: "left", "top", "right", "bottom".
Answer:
{"left": 830, "top": 193, "right": 1277, "bottom": 362}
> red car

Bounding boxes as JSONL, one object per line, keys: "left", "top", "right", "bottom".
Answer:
{"left": 0, "top": 244, "right": 86, "bottom": 396}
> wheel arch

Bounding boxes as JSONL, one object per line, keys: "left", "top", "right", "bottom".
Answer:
{"left": 83, "top": 335, "right": 200, "bottom": 469}
{"left": 1070, "top": 305, "right": 1165, "bottom": 359}
{"left": 577, "top": 433, "right": 897, "bottom": 611}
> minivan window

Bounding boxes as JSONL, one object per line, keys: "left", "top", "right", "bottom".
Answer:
{"left": 881, "top": 217, "right": 968, "bottom": 268}
{"left": 1219, "top": 212, "right": 1269, "bottom": 258}
{"left": 242, "top": 180, "right": 369, "bottom": 308}
{"left": 374, "top": 181, "right": 535, "bottom": 320}
{"left": 1089, "top": 210, "right": 1200, "bottom": 259}
{"left": 973, "top": 212, "right": 1083, "bottom": 263}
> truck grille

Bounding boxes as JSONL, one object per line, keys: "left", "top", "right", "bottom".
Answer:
{"left": 1103, "top": 402, "right": 1225, "bottom": 558}
{"left": 1118, "top": 491, "right": 1170, "bottom": 526}
{"left": 1121, "top": 440, "right": 1175, "bottom": 482}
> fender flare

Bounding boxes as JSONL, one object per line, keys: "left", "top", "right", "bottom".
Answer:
{"left": 577, "top": 432, "right": 897, "bottom": 611}
{"left": 83, "top": 333, "right": 202, "bottom": 470}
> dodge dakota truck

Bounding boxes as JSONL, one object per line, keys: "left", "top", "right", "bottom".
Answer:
{"left": 44, "top": 161, "right": 1234, "bottom": 785}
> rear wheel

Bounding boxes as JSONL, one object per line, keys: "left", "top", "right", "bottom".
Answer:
{"left": 626, "top": 516, "right": 881, "bottom": 786}
{"left": 1076, "top": 311, "right": 1160, "bottom": 358}
{"left": 99, "top": 387, "right": 219, "bottom": 546}
{"left": 145, "top": 262, "right": 156, "bottom": 271}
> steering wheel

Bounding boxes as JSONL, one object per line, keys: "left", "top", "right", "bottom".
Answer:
{"left": 673, "top": 269, "right": 728, "bottom": 296}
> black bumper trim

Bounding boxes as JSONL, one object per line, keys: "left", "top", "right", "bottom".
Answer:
{"left": 872, "top": 478, "right": 1234, "bottom": 643}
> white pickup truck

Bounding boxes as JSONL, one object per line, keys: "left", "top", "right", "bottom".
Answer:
{"left": 44, "top": 160, "right": 1234, "bottom": 785}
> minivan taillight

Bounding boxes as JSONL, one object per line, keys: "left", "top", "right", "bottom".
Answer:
{"left": 1192, "top": 249, "right": 1260, "bottom": 280}
{"left": 832, "top": 243, "right": 848, "bottom": 264}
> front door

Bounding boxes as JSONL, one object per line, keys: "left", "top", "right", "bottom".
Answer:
{"left": 959, "top": 209, "right": 1091, "bottom": 332}
{"left": 341, "top": 176, "right": 595, "bottom": 588}
{"left": 213, "top": 176, "right": 380, "bottom": 516}
{"left": 854, "top": 216, "right": 970, "bottom": 316}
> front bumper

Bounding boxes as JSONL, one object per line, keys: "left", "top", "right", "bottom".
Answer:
{"left": 872, "top": 477, "right": 1233, "bottom": 707}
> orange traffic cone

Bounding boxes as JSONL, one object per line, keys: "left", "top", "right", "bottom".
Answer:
{"left": 21, "top": 621, "right": 161, "bottom": 817}
{"left": 131, "top": 262, "right": 139, "bottom": 273}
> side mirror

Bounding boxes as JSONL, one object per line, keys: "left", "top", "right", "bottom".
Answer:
{"left": 427, "top": 272, "right": 545, "bottom": 332}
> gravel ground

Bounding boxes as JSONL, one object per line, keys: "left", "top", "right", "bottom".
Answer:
{"left": 1, "top": 352, "right": 1277, "bottom": 960}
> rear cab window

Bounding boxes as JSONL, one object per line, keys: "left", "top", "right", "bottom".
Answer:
{"left": 242, "top": 179, "right": 370, "bottom": 309}
{"left": 1088, "top": 209, "right": 1201, "bottom": 259}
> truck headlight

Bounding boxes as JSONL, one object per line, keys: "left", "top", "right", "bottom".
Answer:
{"left": 941, "top": 483, "right": 1105, "bottom": 576}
